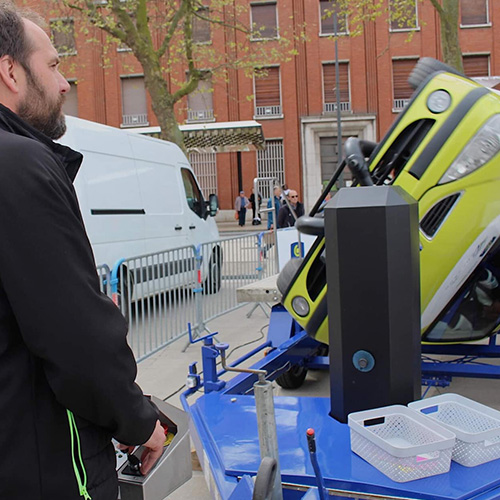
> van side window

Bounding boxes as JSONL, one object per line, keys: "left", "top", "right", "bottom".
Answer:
{"left": 181, "top": 168, "right": 204, "bottom": 218}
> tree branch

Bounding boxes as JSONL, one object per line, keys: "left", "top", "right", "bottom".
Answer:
{"left": 429, "top": 0, "right": 444, "bottom": 16}
{"left": 157, "top": 0, "right": 189, "bottom": 59}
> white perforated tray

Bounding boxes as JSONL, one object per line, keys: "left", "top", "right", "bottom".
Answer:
{"left": 348, "top": 405, "right": 455, "bottom": 482}
{"left": 409, "top": 394, "right": 500, "bottom": 467}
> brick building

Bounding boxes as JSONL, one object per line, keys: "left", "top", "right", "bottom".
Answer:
{"left": 28, "top": 0, "right": 498, "bottom": 210}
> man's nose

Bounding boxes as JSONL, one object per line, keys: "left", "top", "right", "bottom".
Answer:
{"left": 59, "top": 73, "right": 71, "bottom": 94}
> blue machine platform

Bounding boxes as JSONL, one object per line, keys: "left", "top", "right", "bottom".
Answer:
{"left": 187, "top": 392, "right": 500, "bottom": 500}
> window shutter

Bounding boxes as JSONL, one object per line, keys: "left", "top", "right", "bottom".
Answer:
{"left": 51, "top": 19, "right": 76, "bottom": 54}
{"left": 320, "top": 0, "right": 347, "bottom": 34}
{"left": 255, "top": 67, "right": 280, "bottom": 107}
{"left": 193, "top": 8, "right": 211, "bottom": 43}
{"left": 463, "top": 55, "right": 489, "bottom": 77}
{"left": 392, "top": 59, "right": 417, "bottom": 100}
{"left": 251, "top": 3, "right": 277, "bottom": 38}
{"left": 188, "top": 76, "right": 213, "bottom": 112}
{"left": 323, "top": 62, "right": 349, "bottom": 103}
{"left": 389, "top": 0, "right": 417, "bottom": 30}
{"left": 461, "top": 0, "right": 488, "bottom": 25}
{"left": 63, "top": 82, "right": 78, "bottom": 117}
{"left": 121, "top": 77, "right": 147, "bottom": 115}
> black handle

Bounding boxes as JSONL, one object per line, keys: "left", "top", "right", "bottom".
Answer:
{"left": 296, "top": 215, "right": 324, "bottom": 236}
{"left": 175, "top": 225, "right": 182, "bottom": 231}
{"left": 306, "top": 428, "right": 316, "bottom": 453}
{"left": 345, "top": 137, "right": 374, "bottom": 186}
{"left": 189, "top": 225, "right": 196, "bottom": 229}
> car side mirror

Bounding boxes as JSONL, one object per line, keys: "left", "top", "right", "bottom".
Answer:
{"left": 208, "top": 194, "right": 219, "bottom": 217}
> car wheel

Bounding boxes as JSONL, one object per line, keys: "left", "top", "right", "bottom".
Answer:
{"left": 408, "top": 57, "right": 463, "bottom": 90}
{"left": 117, "top": 269, "right": 132, "bottom": 321}
{"left": 203, "top": 251, "right": 221, "bottom": 294}
{"left": 276, "top": 364, "right": 307, "bottom": 389}
{"left": 276, "top": 257, "right": 303, "bottom": 297}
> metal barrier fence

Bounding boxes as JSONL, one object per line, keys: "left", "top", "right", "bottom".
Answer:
{"left": 110, "top": 231, "right": 277, "bottom": 361}
{"left": 96, "top": 264, "right": 112, "bottom": 298}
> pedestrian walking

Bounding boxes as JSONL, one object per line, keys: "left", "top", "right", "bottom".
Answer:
{"left": 235, "top": 190, "right": 250, "bottom": 227}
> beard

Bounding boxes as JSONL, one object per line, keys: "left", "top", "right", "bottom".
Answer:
{"left": 17, "top": 66, "right": 67, "bottom": 140}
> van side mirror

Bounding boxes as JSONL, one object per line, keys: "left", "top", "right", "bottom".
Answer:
{"left": 207, "top": 194, "right": 219, "bottom": 217}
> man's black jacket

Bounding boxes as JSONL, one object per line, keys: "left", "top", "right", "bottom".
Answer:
{"left": 278, "top": 201, "right": 305, "bottom": 228}
{"left": 0, "top": 105, "right": 158, "bottom": 500}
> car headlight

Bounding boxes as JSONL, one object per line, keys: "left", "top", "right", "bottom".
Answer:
{"left": 292, "top": 296, "right": 310, "bottom": 317}
{"left": 427, "top": 89, "right": 451, "bottom": 114}
{"left": 439, "top": 114, "right": 500, "bottom": 184}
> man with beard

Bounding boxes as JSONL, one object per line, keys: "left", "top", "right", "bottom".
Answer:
{"left": 0, "top": 4, "right": 165, "bottom": 499}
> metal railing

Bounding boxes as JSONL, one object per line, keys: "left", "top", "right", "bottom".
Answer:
{"left": 121, "top": 114, "right": 149, "bottom": 127}
{"left": 109, "top": 232, "right": 277, "bottom": 361}
{"left": 96, "top": 263, "right": 112, "bottom": 298}
{"left": 255, "top": 105, "right": 282, "bottom": 117}
{"left": 323, "top": 101, "right": 351, "bottom": 113}
{"left": 393, "top": 99, "right": 410, "bottom": 111}
{"left": 187, "top": 109, "right": 214, "bottom": 122}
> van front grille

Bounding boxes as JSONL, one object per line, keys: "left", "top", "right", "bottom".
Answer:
{"left": 420, "top": 193, "right": 460, "bottom": 238}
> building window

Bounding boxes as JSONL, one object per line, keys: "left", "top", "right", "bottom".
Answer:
{"left": 251, "top": 2, "right": 278, "bottom": 40}
{"left": 320, "top": 136, "right": 352, "bottom": 186}
{"left": 392, "top": 58, "right": 418, "bottom": 111}
{"left": 50, "top": 18, "right": 76, "bottom": 56}
{"left": 461, "top": 0, "right": 489, "bottom": 26}
{"left": 121, "top": 76, "right": 149, "bottom": 127}
{"left": 189, "top": 152, "right": 217, "bottom": 196}
{"left": 193, "top": 7, "right": 211, "bottom": 43}
{"left": 257, "top": 139, "right": 285, "bottom": 199}
{"left": 319, "top": 0, "right": 348, "bottom": 35}
{"left": 389, "top": 0, "right": 418, "bottom": 31}
{"left": 254, "top": 67, "right": 282, "bottom": 118}
{"left": 63, "top": 81, "right": 78, "bottom": 117}
{"left": 322, "top": 62, "right": 350, "bottom": 113}
{"left": 187, "top": 73, "right": 214, "bottom": 123}
{"left": 463, "top": 54, "right": 490, "bottom": 77}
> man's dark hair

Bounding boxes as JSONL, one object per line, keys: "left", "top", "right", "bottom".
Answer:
{"left": 0, "top": 1, "right": 41, "bottom": 70}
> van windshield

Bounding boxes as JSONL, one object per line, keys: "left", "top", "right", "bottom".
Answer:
{"left": 181, "top": 168, "right": 205, "bottom": 218}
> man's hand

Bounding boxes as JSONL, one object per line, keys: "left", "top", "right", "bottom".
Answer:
{"left": 140, "top": 419, "right": 166, "bottom": 475}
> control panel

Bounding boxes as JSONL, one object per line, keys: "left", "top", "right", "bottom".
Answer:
{"left": 116, "top": 396, "right": 192, "bottom": 500}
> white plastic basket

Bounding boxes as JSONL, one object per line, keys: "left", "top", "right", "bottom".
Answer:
{"left": 409, "top": 394, "right": 500, "bottom": 467}
{"left": 348, "top": 405, "right": 455, "bottom": 482}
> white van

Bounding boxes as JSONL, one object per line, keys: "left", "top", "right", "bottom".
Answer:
{"left": 60, "top": 116, "right": 221, "bottom": 297}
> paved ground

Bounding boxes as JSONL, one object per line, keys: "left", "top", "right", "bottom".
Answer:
{"left": 134, "top": 293, "right": 500, "bottom": 499}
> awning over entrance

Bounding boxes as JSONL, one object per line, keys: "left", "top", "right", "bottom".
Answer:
{"left": 472, "top": 76, "right": 500, "bottom": 92}
{"left": 130, "top": 120, "right": 265, "bottom": 153}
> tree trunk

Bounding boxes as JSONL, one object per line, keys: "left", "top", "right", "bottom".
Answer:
{"left": 439, "top": 0, "right": 463, "bottom": 73}
{"left": 141, "top": 63, "right": 186, "bottom": 151}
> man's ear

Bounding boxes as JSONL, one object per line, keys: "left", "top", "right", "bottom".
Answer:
{"left": 0, "top": 55, "right": 21, "bottom": 93}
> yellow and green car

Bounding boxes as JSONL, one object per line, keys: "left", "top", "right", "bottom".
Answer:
{"left": 279, "top": 58, "right": 500, "bottom": 345}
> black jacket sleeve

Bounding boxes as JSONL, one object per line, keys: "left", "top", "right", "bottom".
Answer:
{"left": 0, "top": 137, "right": 157, "bottom": 445}
{"left": 277, "top": 205, "right": 287, "bottom": 228}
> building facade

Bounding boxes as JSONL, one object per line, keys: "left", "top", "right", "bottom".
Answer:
{"left": 28, "top": 0, "right": 499, "bottom": 210}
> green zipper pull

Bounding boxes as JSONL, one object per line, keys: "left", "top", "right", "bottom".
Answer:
{"left": 67, "top": 409, "right": 92, "bottom": 500}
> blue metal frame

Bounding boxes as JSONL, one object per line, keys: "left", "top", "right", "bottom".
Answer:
{"left": 181, "top": 306, "right": 500, "bottom": 500}
{"left": 421, "top": 335, "right": 500, "bottom": 380}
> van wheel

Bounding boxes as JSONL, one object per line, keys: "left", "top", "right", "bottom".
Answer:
{"left": 203, "top": 252, "right": 221, "bottom": 294}
{"left": 117, "top": 271, "right": 133, "bottom": 321}
{"left": 276, "top": 364, "right": 307, "bottom": 389}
